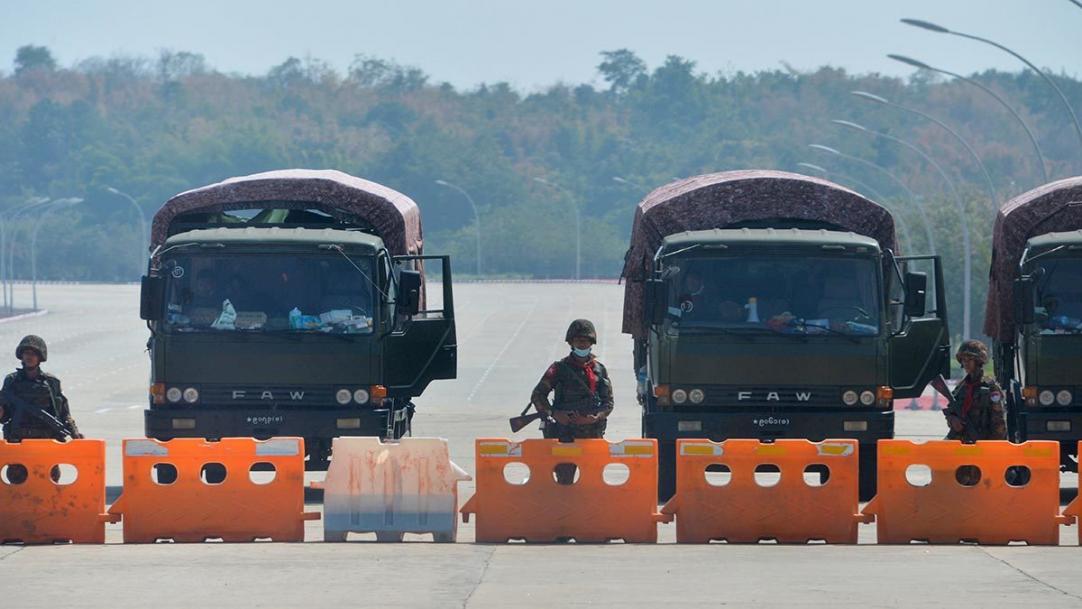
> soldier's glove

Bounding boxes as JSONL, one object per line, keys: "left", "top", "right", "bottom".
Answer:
{"left": 73, "top": 432, "right": 85, "bottom": 440}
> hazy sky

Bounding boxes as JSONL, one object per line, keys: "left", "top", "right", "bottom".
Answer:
{"left": 3, "top": 0, "right": 1080, "bottom": 89}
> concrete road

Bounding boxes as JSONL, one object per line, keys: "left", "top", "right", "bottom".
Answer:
{"left": 1, "top": 282, "right": 1080, "bottom": 608}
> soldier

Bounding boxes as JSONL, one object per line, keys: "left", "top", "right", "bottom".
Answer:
{"left": 0, "top": 336, "right": 82, "bottom": 484}
{"left": 946, "top": 339, "right": 1006, "bottom": 484}
{"left": 530, "top": 319, "right": 614, "bottom": 483}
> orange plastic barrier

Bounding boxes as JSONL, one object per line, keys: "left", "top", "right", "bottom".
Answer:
{"left": 0, "top": 439, "right": 112, "bottom": 544}
{"left": 108, "top": 437, "right": 319, "bottom": 543}
{"left": 1063, "top": 441, "right": 1082, "bottom": 545}
{"left": 862, "top": 440, "right": 1070, "bottom": 545}
{"left": 661, "top": 439, "right": 863, "bottom": 543}
{"left": 460, "top": 438, "right": 670, "bottom": 542}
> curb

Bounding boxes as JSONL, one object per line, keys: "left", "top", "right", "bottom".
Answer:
{"left": 0, "top": 309, "right": 49, "bottom": 325}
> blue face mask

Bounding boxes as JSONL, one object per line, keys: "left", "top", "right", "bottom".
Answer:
{"left": 572, "top": 347, "right": 592, "bottom": 358}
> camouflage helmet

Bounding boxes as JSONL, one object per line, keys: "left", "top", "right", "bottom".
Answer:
{"left": 15, "top": 335, "right": 47, "bottom": 362}
{"left": 955, "top": 339, "right": 989, "bottom": 365}
{"left": 565, "top": 319, "right": 597, "bottom": 344}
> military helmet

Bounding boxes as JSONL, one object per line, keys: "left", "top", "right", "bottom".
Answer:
{"left": 15, "top": 335, "right": 47, "bottom": 362}
{"left": 955, "top": 339, "right": 988, "bottom": 365}
{"left": 565, "top": 319, "right": 597, "bottom": 344}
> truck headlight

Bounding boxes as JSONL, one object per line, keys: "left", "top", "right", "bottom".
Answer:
{"left": 335, "top": 389, "right": 353, "bottom": 405}
{"left": 182, "top": 387, "right": 199, "bottom": 403}
{"left": 1056, "top": 390, "right": 1073, "bottom": 406}
{"left": 672, "top": 389, "right": 688, "bottom": 404}
{"left": 353, "top": 388, "right": 370, "bottom": 404}
{"left": 166, "top": 387, "right": 183, "bottom": 403}
{"left": 842, "top": 390, "right": 859, "bottom": 406}
{"left": 1039, "top": 390, "right": 1055, "bottom": 406}
{"left": 859, "top": 390, "right": 876, "bottom": 406}
{"left": 689, "top": 389, "right": 705, "bottom": 404}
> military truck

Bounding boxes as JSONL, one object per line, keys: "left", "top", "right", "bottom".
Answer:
{"left": 986, "top": 176, "right": 1082, "bottom": 470}
{"left": 622, "top": 170, "right": 950, "bottom": 499}
{"left": 139, "top": 170, "right": 457, "bottom": 469}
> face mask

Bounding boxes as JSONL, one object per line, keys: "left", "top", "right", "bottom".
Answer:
{"left": 572, "top": 347, "right": 592, "bottom": 358}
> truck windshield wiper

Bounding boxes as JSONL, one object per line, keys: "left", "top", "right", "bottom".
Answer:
{"left": 781, "top": 318, "right": 862, "bottom": 343}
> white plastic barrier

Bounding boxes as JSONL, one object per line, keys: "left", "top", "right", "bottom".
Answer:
{"left": 321, "top": 437, "right": 470, "bottom": 542}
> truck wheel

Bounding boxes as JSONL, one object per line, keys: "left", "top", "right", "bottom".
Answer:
{"left": 657, "top": 442, "right": 676, "bottom": 503}
{"left": 859, "top": 446, "right": 877, "bottom": 502}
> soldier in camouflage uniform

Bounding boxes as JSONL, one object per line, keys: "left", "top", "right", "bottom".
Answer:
{"left": 946, "top": 340, "right": 1006, "bottom": 484}
{"left": 0, "top": 336, "right": 82, "bottom": 484}
{"left": 531, "top": 320, "right": 614, "bottom": 483}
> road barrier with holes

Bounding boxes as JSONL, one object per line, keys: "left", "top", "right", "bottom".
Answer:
{"left": 1063, "top": 441, "right": 1082, "bottom": 544}
{"left": 862, "top": 440, "right": 1070, "bottom": 545}
{"left": 107, "top": 437, "right": 320, "bottom": 542}
{"left": 460, "top": 438, "right": 670, "bottom": 543}
{"left": 318, "top": 437, "right": 470, "bottom": 542}
{"left": 660, "top": 439, "right": 864, "bottom": 543}
{"left": 0, "top": 439, "right": 113, "bottom": 544}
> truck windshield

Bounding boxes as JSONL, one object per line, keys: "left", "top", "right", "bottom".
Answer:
{"left": 161, "top": 253, "right": 376, "bottom": 334}
{"left": 1035, "top": 257, "right": 1082, "bottom": 334}
{"left": 665, "top": 255, "right": 880, "bottom": 336}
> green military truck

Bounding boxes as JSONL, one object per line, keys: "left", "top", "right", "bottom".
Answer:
{"left": 622, "top": 170, "right": 950, "bottom": 499}
{"left": 987, "top": 176, "right": 1082, "bottom": 471}
{"left": 139, "top": 170, "right": 457, "bottom": 469}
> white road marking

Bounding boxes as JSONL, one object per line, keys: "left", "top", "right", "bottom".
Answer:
{"left": 94, "top": 407, "right": 112, "bottom": 414}
{"left": 466, "top": 303, "right": 536, "bottom": 403}
{"left": 128, "top": 404, "right": 143, "bottom": 410}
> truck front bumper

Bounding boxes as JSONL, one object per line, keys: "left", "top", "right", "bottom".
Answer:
{"left": 1020, "top": 409, "right": 1082, "bottom": 449}
{"left": 643, "top": 408, "right": 894, "bottom": 444}
{"left": 144, "top": 405, "right": 396, "bottom": 441}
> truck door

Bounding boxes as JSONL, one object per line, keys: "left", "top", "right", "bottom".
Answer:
{"left": 383, "top": 255, "right": 458, "bottom": 396}
{"left": 889, "top": 255, "right": 951, "bottom": 398}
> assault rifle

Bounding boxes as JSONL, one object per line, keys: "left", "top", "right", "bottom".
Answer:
{"left": 0, "top": 388, "right": 75, "bottom": 440}
{"left": 929, "top": 374, "right": 975, "bottom": 442}
{"left": 509, "top": 398, "right": 608, "bottom": 433}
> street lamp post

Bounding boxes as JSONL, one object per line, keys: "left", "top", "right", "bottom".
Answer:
{"left": 851, "top": 90, "right": 998, "bottom": 207}
{"left": 887, "top": 54, "right": 1048, "bottom": 183}
{"left": 434, "top": 179, "right": 483, "bottom": 276}
{"left": 807, "top": 144, "right": 937, "bottom": 256}
{"left": 0, "top": 197, "right": 49, "bottom": 311}
{"left": 796, "top": 162, "right": 915, "bottom": 254}
{"left": 106, "top": 186, "right": 149, "bottom": 277}
{"left": 533, "top": 177, "right": 581, "bottom": 280}
{"left": 901, "top": 18, "right": 1082, "bottom": 156}
{"left": 612, "top": 176, "right": 646, "bottom": 192}
{"left": 30, "top": 198, "right": 82, "bottom": 310}
{"left": 830, "top": 119, "right": 973, "bottom": 339}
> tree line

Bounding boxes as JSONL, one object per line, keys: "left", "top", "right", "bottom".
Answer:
{"left": 1, "top": 45, "right": 1080, "bottom": 338}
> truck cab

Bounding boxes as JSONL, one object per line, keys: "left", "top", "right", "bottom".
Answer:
{"left": 623, "top": 171, "right": 949, "bottom": 500}
{"left": 139, "top": 170, "right": 456, "bottom": 469}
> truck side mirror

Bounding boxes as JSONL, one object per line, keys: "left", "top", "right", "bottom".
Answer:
{"left": 904, "top": 271, "right": 927, "bottom": 318}
{"left": 645, "top": 279, "right": 667, "bottom": 325}
{"left": 398, "top": 270, "right": 422, "bottom": 316}
{"left": 140, "top": 275, "right": 164, "bottom": 321}
{"left": 1014, "top": 277, "right": 1035, "bottom": 325}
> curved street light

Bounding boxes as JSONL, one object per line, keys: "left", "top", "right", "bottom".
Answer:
{"left": 887, "top": 53, "right": 1048, "bottom": 183}
{"left": 831, "top": 119, "right": 973, "bottom": 339}
{"left": 901, "top": 18, "right": 1082, "bottom": 155}
{"left": 796, "top": 162, "right": 915, "bottom": 254}
{"left": 533, "top": 177, "right": 581, "bottom": 280}
{"left": 851, "top": 90, "right": 998, "bottom": 207}
{"left": 106, "top": 186, "right": 150, "bottom": 277}
{"left": 807, "top": 144, "right": 937, "bottom": 257}
{"left": 434, "top": 179, "right": 483, "bottom": 276}
{"left": 0, "top": 197, "right": 49, "bottom": 310}
{"left": 612, "top": 176, "right": 646, "bottom": 192}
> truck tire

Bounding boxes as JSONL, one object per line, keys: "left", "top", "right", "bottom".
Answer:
{"left": 859, "top": 445, "right": 877, "bottom": 502}
{"left": 658, "top": 441, "right": 676, "bottom": 503}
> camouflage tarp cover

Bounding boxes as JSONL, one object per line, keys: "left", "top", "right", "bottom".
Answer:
{"left": 621, "top": 170, "right": 897, "bottom": 338}
{"left": 150, "top": 169, "right": 423, "bottom": 257}
{"left": 984, "top": 176, "right": 1082, "bottom": 341}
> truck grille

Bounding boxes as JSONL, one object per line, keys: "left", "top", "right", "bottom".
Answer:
{"left": 675, "top": 386, "right": 847, "bottom": 409}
